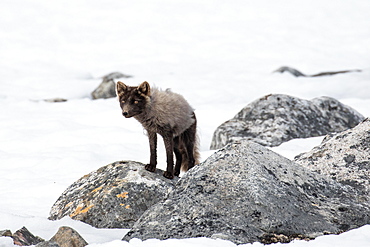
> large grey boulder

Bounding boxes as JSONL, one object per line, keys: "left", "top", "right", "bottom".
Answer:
{"left": 123, "top": 141, "right": 369, "bottom": 244}
{"left": 49, "top": 161, "right": 178, "bottom": 228}
{"left": 210, "top": 94, "right": 364, "bottom": 149}
{"left": 295, "top": 118, "right": 370, "bottom": 195}
{"left": 91, "top": 72, "right": 132, "bottom": 100}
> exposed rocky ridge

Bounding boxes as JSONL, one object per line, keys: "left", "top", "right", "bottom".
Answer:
{"left": 295, "top": 118, "right": 370, "bottom": 194}
{"left": 274, "top": 66, "right": 362, "bottom": 77}
{"left": 49, "top": 161, "right": 178, "bottom": 228}
{"left": 46, "top": 113, "right": 369, "bottom": 245}
{"left": 210, "top": 94, "right": 364, "bottom": 149}
{"left": 123, "top": 140, "right": 370, "bottom": 244}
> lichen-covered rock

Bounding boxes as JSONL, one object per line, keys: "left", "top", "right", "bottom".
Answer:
{"left": 210, "top": 94, "right": 364, "bottom": 149}
{"left": 123, "top": 141, "right": 369, "bottom": 244}
{"left": 91, "top": 72, "right": 132, "bottom": 100}
{"left": 295, "top": 118, "right": 370, "bottom": 194}
{"left": 49, "top": 161, "right": 177, "bottom": 228}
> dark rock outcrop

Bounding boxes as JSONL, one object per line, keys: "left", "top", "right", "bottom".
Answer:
{"left": 49, "top": 161, "right": 178, "bottom": 228}
{"left": 210, "top": 94, "right": 364, "bottom": 149}
{"left": 91, "top": 72, "right": 132, "bottom": 100}
{"left": 12, "top": 227, "right": 44, "bottom": 246}
{"left": 123, "top": 141, "right": 369, "bottom": 244}
{"left": 295, "top": 118, "right": 370, "bottom": 195}
{"left": 274, "top": 66, "right": 361, "bottom": 77}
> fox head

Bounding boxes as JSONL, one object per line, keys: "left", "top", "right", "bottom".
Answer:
{"left": 116, "top": 81, "right": 151, "bottom": 118}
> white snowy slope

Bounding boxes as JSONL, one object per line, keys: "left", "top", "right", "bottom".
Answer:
{"left": 0, "top": 0, "right": 369, "bottom": 246}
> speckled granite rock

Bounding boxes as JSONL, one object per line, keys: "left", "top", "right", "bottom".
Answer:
{"left": 210, "top": 94, "right": 364, "bottom": 149}
{"left": 49, "top": 161, "right": 178, "bottom": 228}
{"left": 295, "top": 118, "right": 370, "bottom": 195}
{"left": 123, "top": 141, "right": 369, "bottom": 244}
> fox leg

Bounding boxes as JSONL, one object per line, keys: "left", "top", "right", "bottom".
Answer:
{"left": 162, "top": 133, "right": 175, "bottom": 179}
{"left": 182, "top": 121, "right": 197, "bottom": 170}
{"left": 173, "top": 136, "right": 182, "bottom": 177}
{"left": 145, "top": 131, "right": 157, "bottom": 172}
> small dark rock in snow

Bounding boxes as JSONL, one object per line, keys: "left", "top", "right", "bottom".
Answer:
{"left": 49, "top": 161, "right": 177, "bottom": 228}
{"left": 49, "top": 226, "right": 87, "bottom": 247}
{"left": 274, "top": 66, "right": 306, "bottom": 77}
{"left": 91, "top": 72, "right": 132, "bottom": 99}
{"left": 210, "top": 94, "right": 364, "bottom": 149}
{"left": 12, "top": 226, "right": 44, "bottom": 246}
{"left": 295, "top": 118, "right": 370, "bottom": 195}
{"left": 43, "top": 98, "right": 68, "bottom": 103}
{"left": 123, "top": 140, "right": 370, "bottom": 244}
{"left": 0, "top": 229, "right": 12, "bottom": 237}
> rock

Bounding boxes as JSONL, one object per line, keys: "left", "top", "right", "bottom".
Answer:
{"left": 12, "top": 226, "right": 44, "bottom": 246}
{"left": 49, "top": 226, "right": 87, "bottom": 247}
{"left": 43, "top": 98, "right": 68, "bottom": 103}
{"left": 91, "top": 72, "right": 132, "bottom": 99}
{"left": 35, "top": 241, "right": 60, "bottom": 247}
{"left": 123, "top": 140, "right": 370, "bottom": 244}
{"left": 210, "top": 94, "right": 364, "bottom": 149}
{"left": 0, "top": 229, "right": 12, "bottom": 237}
{"left": 259, "top": 232, "right": 312, "bottom": 244}
{"left": 274, "top": 66, "right": 306, "bottom": 77}
{"left": 49, "top": 161, "right": 178, "bottom": 228}
{"left": 273, "top": 66, "right": 362, "bottom": 77}
{"left": 295, "top": 118, "right": 370, "bottom": 194}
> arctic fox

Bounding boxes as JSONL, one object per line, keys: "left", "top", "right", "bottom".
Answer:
{"left": 116, "top": 81, "right": 199, "bottom": 179}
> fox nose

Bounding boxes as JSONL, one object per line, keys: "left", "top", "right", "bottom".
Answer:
{"left": 123, "top": 112, "right": 128, "bottom": 116}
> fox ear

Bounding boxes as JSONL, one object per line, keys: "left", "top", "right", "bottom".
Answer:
{"left": 116, "top": 81, "right": 127, "bottom": 97}
{"left": 138, "top": 81, "right": 151, "bottom": 96}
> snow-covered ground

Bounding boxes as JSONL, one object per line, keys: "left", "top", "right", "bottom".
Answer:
{"left": 1, "top": 0, "right": 369, "bottom": 246}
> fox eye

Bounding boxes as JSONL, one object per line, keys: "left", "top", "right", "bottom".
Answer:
{"left": 134, "top": 100, "right": 139, "bottom": 104}
{"left": 121, "top": 100, "right": 125, "bottom": 103}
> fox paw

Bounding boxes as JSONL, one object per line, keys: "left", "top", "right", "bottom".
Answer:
{"left": 163, "top": 171, "right": 174, "bottom": 179}
{"left": 145, "top": 164, "right": 156, "bottom": 172}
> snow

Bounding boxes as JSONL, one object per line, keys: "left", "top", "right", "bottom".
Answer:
{"left": 0, "top": 0, "right": 369, "bottom": 246}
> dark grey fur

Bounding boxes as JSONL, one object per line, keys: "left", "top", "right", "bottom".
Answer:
{"left": 116, "top": 81, "right": 200, "bottom": 179}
